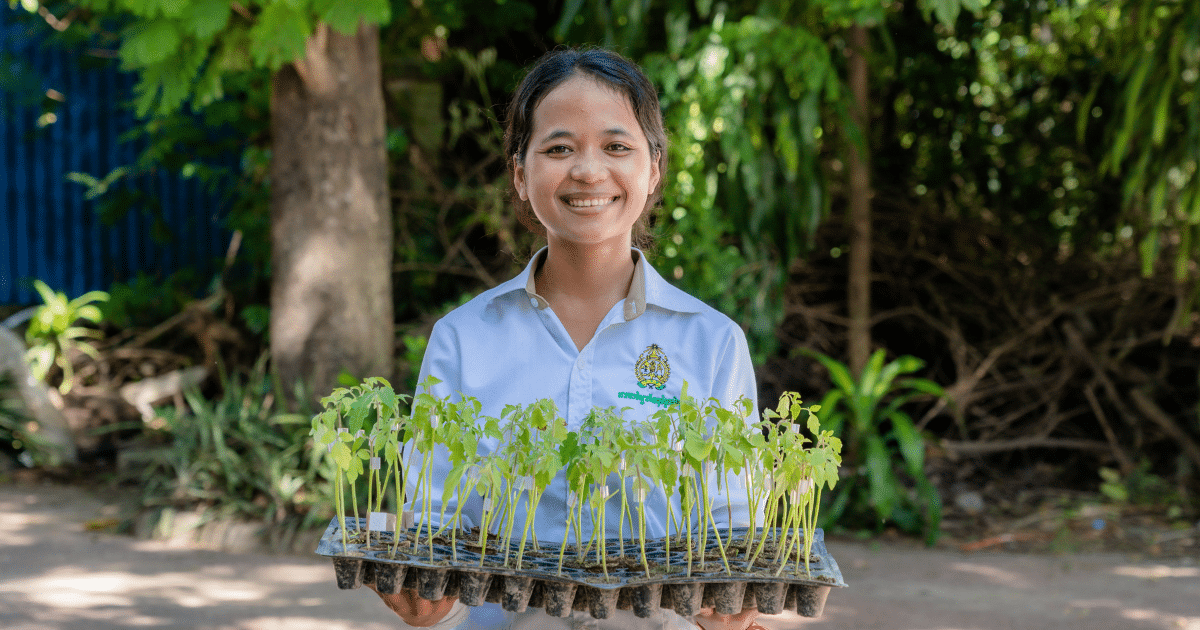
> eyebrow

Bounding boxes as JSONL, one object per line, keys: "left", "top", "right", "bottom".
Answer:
{"left": 536, "top": 127, "right": 633, "bottom": 143}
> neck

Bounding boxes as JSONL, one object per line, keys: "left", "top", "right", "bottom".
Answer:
{"left": 536, "top": 238, "right": 636, "bottom": 310}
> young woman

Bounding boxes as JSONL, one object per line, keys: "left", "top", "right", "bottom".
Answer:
{"left": 372, "top": 48, "right": 765, "bottom": 630}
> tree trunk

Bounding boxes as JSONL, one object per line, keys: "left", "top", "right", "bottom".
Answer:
{"left": 846, "top": 24, "right": 873, "bottom": 378}
{"left": 269, "top": 23, "right": 393, "bottom": 400}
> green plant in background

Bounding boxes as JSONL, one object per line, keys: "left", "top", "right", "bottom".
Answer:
{"left": 124, "top": 355, "right": 326, "bottom": 536}
{"left": 804, "top": 349, "right": 945, "bottom": 545}
{"left": 100, "top": 272, "right": 196, "bottom": 329}
{"left": 1099, "top": 462, "right": 1181, "bottom": 507}
{"left": 24, "top": 280, "right": 108, "bottom": 393}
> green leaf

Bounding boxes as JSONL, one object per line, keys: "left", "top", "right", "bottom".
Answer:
{"left": 120, "top": 20, "right": 181, "bottom": 67}
{"left": 316, "top": 0, "right": 390, "bottom": 34}
{"left": 552, "top": 0, "right": 586, "bottom": 41}
{"left": 347, "top": 395, "right": 371, "bottom": 433}
{"left": 809, "top": 351, "right": 857, "bottom": 395}
{"left": 889, "top": 411, "right": 925, "bottom": 478}
{"left": 249, "top": 2, "right": 311, "bottom": 69}
{"left": 331, "top": 441, "right": 351, "bottom": 470}
{"left": 180, "top": 0, "right": 231, "bottom": 38}
{"left": 684, "top": 435, "right": 711, "bottom": 462}
{"left": 865, "top": 435, "right": 898, "bottom": 521}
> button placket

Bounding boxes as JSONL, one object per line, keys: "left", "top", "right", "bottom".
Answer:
{"left": 568, "top": 345, "right": 593, "bottom": 426}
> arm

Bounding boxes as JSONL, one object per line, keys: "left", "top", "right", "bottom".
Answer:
{"left": 693, "top": 608, "right": 763, "bottom": 630}
{"left": 695, "top": 324, "right": 762, "bottom": 629}
{"left": 705, "top": 323, "right": 762, "bottom": 530}
{"left": 368, "top": 586, "right": 463, "bottom": 628}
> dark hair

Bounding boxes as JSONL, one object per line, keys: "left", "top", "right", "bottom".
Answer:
{"left": 503, "top": 47, "right": 668, "bottom": 248}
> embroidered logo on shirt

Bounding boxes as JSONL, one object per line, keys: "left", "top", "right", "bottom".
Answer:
{"left": 634, "top": 344, "right": 671, "bottom": 390}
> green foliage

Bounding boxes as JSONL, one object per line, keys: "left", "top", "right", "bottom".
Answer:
{"left": 1099, "top": 462, "right": 1181, "bottom": 507}
{"left": 122, "top": 355, "right": 330, "bottom": 527}
{"left": 1087, "top": 0, "right": 1200, "bottom": 282}
{"left": 804, "top": 349, "right": 945, "bottom": 545}
{"left": 642, "top": 10, "right": 843, "bottom": 361}
{"left": 62, "top": 0, "right": 391, "bottom": 117}
{"left": 24, "top": 280, "right": 108, "bottom": 393}
{"left": 101, "top": 271, "right": 196, "bottom": 329}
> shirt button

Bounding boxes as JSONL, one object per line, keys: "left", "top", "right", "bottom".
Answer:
{"left": 530, "top": 297, "right": 539, "bottom": 308}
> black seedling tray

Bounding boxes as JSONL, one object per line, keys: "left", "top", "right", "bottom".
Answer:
{"left": 316, "top": 518, "right": 845, "bottom": 619}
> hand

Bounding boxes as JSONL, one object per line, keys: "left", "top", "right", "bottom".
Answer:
{"left": 693, "top": 606, "right": 760, "bottom": 630}
{"left": 368, "top": 585, "right": 458, "bottom": 627}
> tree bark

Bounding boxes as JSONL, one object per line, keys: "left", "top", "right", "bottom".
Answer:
{"left": 846, "top": 24, "right": 873, "bottom": 378}
{"left": 269, "top": 23, "right": 393, "bottom": 400}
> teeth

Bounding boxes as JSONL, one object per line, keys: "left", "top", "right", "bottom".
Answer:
{"left": 566, "top": 197, "right": 616, "bottom": 207}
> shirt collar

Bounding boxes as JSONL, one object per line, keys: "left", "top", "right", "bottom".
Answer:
{"left": 491, "top": 247, "right": 702, "bottom": 320}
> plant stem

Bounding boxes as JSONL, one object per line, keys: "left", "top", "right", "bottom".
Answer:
{"left": 637, "top": 495, "right": 650, "bottom": 578}
{"left": 617, "top": 478, "right": 628, "bottom": 558}
{"left": 557, "top": 507, "right": 573, "bottom": 575}
{"left": 350, "top": 477, "right": 360, "bottom": 539}
{"left": 336, "top": 467, "right": 348, "bottom": 552}
{"left": 515, "top": 488, "right": 540, "bottom": 569}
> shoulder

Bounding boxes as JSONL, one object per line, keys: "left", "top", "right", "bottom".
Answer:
{"left": 643, "top": 262, "right": 744, "bottom": 338}
{"left": 432, "top": 276, "right": 529, "bottom": 335}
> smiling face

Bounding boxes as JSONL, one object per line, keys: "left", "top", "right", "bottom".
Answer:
{"left": 513, "top": 74, "right": 661, "bottom": 249}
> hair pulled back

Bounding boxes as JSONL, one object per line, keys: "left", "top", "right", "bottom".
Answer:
{"left": 503, "top": 47, "right": 668, "bottom": 247}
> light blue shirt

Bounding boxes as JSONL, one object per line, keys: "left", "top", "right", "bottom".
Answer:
{"left": 405, "top": 248, "right": 759, "bottom": 630}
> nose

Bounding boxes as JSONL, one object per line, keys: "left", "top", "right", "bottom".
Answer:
{"left": 569, "top": 149, "right": 606, "bottom": 184}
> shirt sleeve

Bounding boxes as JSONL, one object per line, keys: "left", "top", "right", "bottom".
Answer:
{"left": 704, "top": 321, "right": 762, "bottom": 531}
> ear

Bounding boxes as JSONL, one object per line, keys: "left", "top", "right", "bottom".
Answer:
{"left": 648, "top": 151, "right": 662, "bottom": 194}
{"left": 513, "top": 155, "right": 529, "bottom": 201}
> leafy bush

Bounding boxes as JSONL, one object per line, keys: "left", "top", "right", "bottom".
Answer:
{"left": 121, "top": 356, "right": 333, "bottom": 529}
{"left": 805, "top": 350, "right": 946, "bottom": 545}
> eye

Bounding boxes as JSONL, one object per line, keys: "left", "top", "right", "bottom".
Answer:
{"left": 543, "top": 145, "right": 571, "bottom": 155}
{"left": 607, "top": 142, "right": 632, "bottom": 152}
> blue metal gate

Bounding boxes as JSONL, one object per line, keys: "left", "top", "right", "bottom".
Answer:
{"left": 1, "top": 6, "right": 231, "bottom": 305}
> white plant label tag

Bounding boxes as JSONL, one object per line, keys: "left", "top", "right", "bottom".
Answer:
{"left": 430, "top": 414, "right": 439, "bottom": 429}
{"left": 368, "top": 511, "right": 396, "bottom": 533}
{"left": 567, "top": 492, "right": 578, "bottom": 508}
{"left": 482, "top": 497, "right": 494, "bottom": 513}
{"left": 355, "top": 429, "right": 365, "bottom": 439}
{"left": 370, "top": 457, "right": 381, "bottom": 471}
{"left": 680, "top": 463, "right": 692, "bottom": 477}
{"left": 466, "top": 466, "right": 481, "bottom": 486}
{"left": 797, "top": 478, "right": 813, "bottom": 494}
{"left": 634, "top": 488, "right": 647, "bottom": 502}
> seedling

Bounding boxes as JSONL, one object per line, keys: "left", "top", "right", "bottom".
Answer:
{"left": 312, "top": 381, "right": 841, "bottom": 580}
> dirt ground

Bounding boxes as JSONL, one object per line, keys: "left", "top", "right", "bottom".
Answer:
{"left": 0, "top": 480, "right": 1197, "bottom": 630}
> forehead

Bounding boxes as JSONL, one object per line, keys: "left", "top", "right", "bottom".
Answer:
{"left": 531, "top": 74, "right": 643, "bottom": 136}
